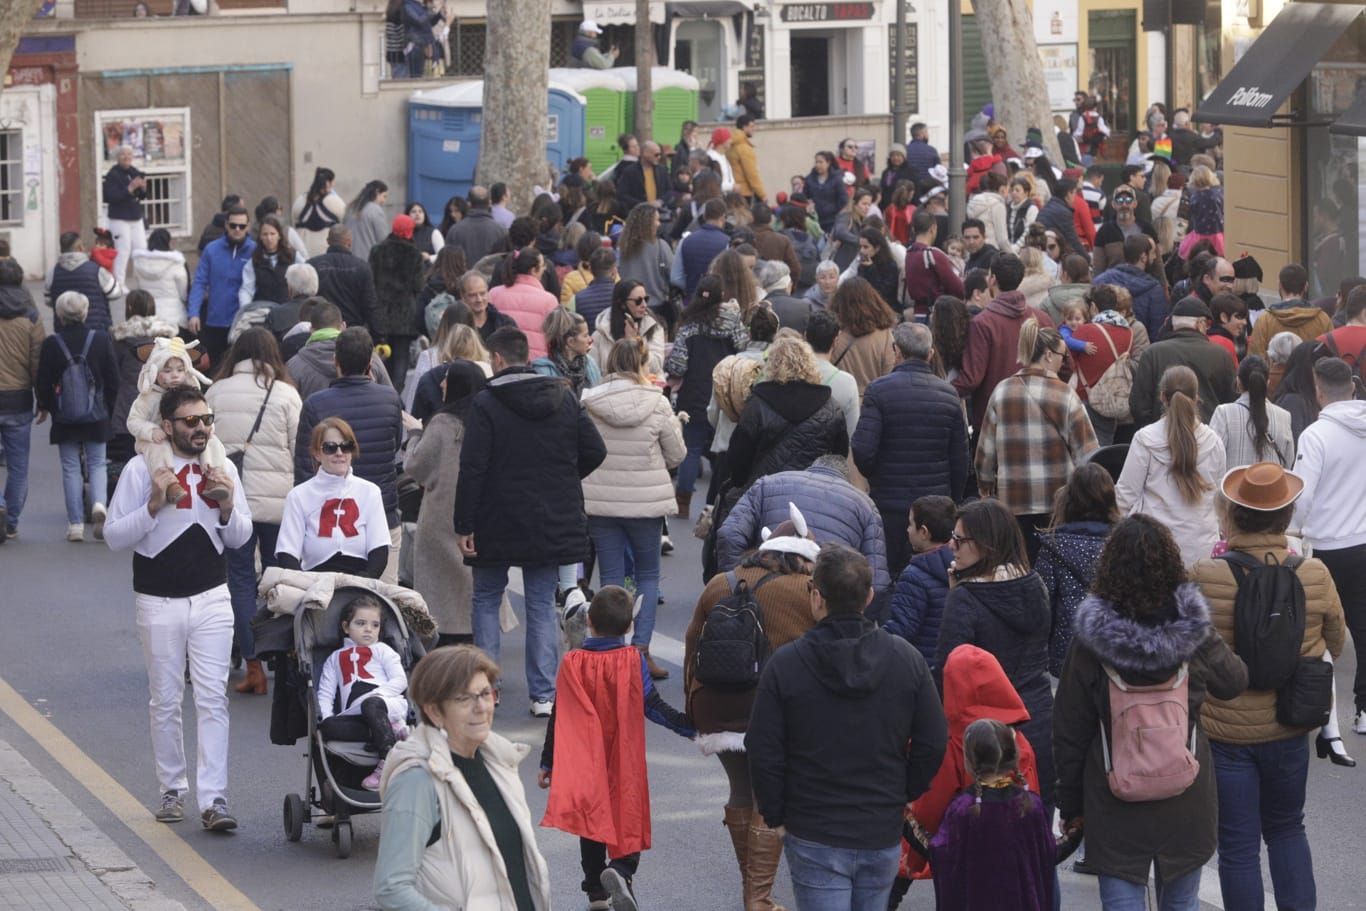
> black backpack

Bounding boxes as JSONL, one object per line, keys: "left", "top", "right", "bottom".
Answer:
{"left": 1220, "top": 551, "right": 1305, "bottom": 691}
{"left": 52, "top": 332, "right": 106, "bottom": 425}
{"left": 693, "top": 571, "right": 777, "bottom": 690}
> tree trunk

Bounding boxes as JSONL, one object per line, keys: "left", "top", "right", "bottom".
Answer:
{"left": 0, "top": 0, "right": 49, "bottom": 83}
{"left": 633, "top": 0, "right": 654, "bottom": 142}
{"left": 972, "top": 0, "right": 1063, "bottom": 165}
{"left": 478, "top": 0, "right": 551, "bottom": 214}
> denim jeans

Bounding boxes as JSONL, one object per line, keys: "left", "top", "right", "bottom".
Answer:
{"left": 471, "top": 564, "right": 560, "bottom": 703}
{"left": 1098, "top": 867, "right": 1201, "bottom": 911}
{"left": 784, "top": 832, "right": 900, "bottom": 911}
{"left": 590, "top": 516, "right": 662, "bottom": 647}
{"left": 674, "top": 418, "right": 712, "bottom": 498}
{"left": 57, "top": 440, "right": 107, "bottom": 524}
{"left": 1211, "top": 736, "right": 1315, "bottom": 910}
{"left": 225, "top": 522, "right": 278, "bottom": 660}
{"left": 0, "top": 411, "right": 33, "bottom": 529}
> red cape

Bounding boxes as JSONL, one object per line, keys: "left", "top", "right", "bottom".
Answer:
{"left": 541, "top": 646, "right": 651, "bottom": 857}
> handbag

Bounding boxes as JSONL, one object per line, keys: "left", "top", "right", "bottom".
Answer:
{"left": 227, "top": 381, "right": 274, "bottom": 478}
{"left": 1276, "top": 657, "right": 1334, "bottom": 728}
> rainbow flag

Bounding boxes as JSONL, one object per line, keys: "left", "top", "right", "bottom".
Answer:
{"left": 1152, "top": 136, "right": 1173, "bottom": 161}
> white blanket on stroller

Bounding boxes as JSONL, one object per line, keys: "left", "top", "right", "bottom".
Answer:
{"left": 257, "top": 568, "right": 518, "bottom": 635}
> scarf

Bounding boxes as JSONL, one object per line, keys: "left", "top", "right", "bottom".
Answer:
{"left": 308, "top": 327, "right": 341, "bottom": 344}
{"left": 1092, "top": 309, "right": 1129, "bottom": 328}
{"left": 555, "top": 353, "right": 590, "bottom": 395}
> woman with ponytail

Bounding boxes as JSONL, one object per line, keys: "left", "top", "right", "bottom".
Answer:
{"left": 487, "top": 246, "right": 558, "bottom": 359}
{"left": 344, "top": 179, "right": 390, "bottom": 261}
{"left": 1210, "top": 355, "right": 1295, "bottom": 469}
{"left": 1116, "top": 365, "right": 1226, "bottom": 566}
{"left": 291, "top": 167, "right": 346, "bottom": 257}
{"left": 976, "top": 318, "right": 1098, "bottom": 559}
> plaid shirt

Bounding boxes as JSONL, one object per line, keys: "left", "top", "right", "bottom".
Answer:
{"left": 977, "top": 367, "right": 1099, "bottom": 514}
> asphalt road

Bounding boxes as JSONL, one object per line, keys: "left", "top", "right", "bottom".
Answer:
{"left": 2, "top": 435, "right": 1363, "bottom": 910}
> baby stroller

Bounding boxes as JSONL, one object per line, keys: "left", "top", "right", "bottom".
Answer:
{"left": 280, "top": 586, "right": 425, "bottom": 857}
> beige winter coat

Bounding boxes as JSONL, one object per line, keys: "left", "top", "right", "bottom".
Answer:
{"left": 204, "top": 362, "right": 302, "bottom": 525}
{"left": 378, "top": 725, "right": 552, "bottom": 911}
{"left": 580, "top": 377, "right": 686, "bottom": 519}
{"left": 405, "top": 413, "right": 473, "bottom": 636}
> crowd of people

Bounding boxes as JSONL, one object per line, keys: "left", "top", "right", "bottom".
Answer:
{"left": 1, "top": 99, "right": 1364, "bottom": 911}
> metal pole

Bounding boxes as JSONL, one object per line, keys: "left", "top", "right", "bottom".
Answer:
{"left": 892, "top": 0, "right": 907, "bottom": 145}
{"left": 947, "top": 0, "right": 966, "bottom": 230}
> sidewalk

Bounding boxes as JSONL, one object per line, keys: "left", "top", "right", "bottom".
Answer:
{"left": 0, "top": 739, "right": 185, "bottom": 911}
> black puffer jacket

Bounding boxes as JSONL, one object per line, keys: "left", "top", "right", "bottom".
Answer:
{"left": 728, "top": 380, "right": 849, "bottom": 487}
{"left": 851, "top": 359, "right": 968, "bottom": 514}
{"left": 368, "top": 234, "right": 426, "bottom": 340}
{"left": 934, "top": 570, "right": 1054, "bottom": 805}
{"left": 307, "top": 245, "right": 379, "bottom": 330}
{"left": 294, "top": 376, "right": 404, "bottom": 527}
{"left": 453, "top": 367, "right": 607, "bottom": 568}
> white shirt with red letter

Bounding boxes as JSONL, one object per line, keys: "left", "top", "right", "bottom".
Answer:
{"left": 317, "top": 636, "right": 408, "bottom": 722}
{"left": 275, "top": 469, "right": 389, "bottom": 571}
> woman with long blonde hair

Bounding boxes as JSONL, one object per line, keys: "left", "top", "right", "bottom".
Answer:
{"left": 1116, "top": 365, "right": 1227, "bottom": 566}
{"left": 1179, "top": 164, "right": 1224, "bottom": 258}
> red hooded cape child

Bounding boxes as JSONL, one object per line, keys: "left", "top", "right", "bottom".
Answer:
{"left": 541, "top": 646, "right": 651, "bottom": 858}
{"left": 900, "top": 644, "right": 1040, "bottom": 880}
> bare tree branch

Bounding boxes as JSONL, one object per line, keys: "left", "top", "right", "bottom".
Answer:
{"left": 0, "top": 0, "right": 50, "bottom": 83}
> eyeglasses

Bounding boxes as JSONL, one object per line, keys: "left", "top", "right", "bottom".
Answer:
{"left": 451, "top": 687, "right": 499, "bottom": 707}
{"left": 950, "top": 531, "right": 974, "bottom": 546}
{"left": 320, "top": 440, "right": 357, "bottom": 455}
{"left": 627, "top": 294, "right": 649, "bottom": 304}
{"left": 1216, "top": 275, "right": 1236, "bottom": 284}
{"left": 1051, "top": 347, "right": 1068, "bottom": 358}
{"left": 226, "top": 222, "right": 249, "bottom": 231}
{"left": 1113, "top": 196, "right": 1135, "bottom": 205}
{"left": 171, "top": 413, "right": 215, "bottom": 428}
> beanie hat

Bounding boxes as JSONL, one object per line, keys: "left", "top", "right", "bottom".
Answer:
{"left": 391, "top": 214, "right": 415, "bottom": 240}
{"left": 710, "top": 127, "right": 732, "bottom": 147}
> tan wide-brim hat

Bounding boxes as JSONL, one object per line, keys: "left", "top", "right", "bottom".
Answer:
{"left": 1221, "top": 462, "right": 1305, "bottom": 512}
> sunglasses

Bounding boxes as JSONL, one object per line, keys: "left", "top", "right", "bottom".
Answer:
{"left": 320, "top": 440, "right": 357, "bottom": 455}
{"left": 1114, "top": 196, "right": 1135, "bottom": 204}
{"left": 226, "top": 222, "right": 249, "bottom": 230}
{"left": 1216, "top": 275, "right": 1236, "bottom": 284}
{"left": 627, "top": 294, "right": 649, "bottom": 304}
{"left": 171, "top": 413, "right": 215, "bottom": 428}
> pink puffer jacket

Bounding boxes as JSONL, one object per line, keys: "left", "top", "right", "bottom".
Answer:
{"left": 489, "top": 274, "right": 558, "bottom": 359}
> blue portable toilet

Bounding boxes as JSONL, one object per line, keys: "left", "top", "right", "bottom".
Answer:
{"left": 408, "top": 80, "right": 587, "bottom": 219}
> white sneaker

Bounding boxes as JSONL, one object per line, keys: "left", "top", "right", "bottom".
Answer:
{"left": 65, "top": 523, "right": 84, "bottom": 543}
{"left": 1354, "top": 710, "right": 1366, "bottom": 735}
{"left": 90, "top": 503, "right": 107, "bottom": 541}
{"left": 530, "top": 700, "right": 554, "bottom": 718}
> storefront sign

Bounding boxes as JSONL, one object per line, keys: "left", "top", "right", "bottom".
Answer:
{"left": 1034, "top": 0, "right": 1079, "bottom": 45}
{"left": 780, "top": 3, "right": 875, "bottom": 23}
{"left": 1038, "top": 44, "right": 1078, "bottom": 113}
{"left": 887, "top": 23, "right": 920, "bottom": 115}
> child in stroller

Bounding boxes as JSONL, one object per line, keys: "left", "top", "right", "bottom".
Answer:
{"left": 317, "top": 594, "right": 410, "bottom": 791}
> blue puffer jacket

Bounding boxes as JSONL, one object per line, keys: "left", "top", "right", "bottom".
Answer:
{"left": 1092, "top": 262, "right": 1168, "bottom": 341}
{"left": 885, "top": 543, "right": 953, "bottom": 665}
{"left": 294, "top": 376, "right": 404, "bottom": 527}
{"left": 851, "top": 359, "right": 969, "bottom": 514}
{"left": 714, "top": 463, "right": 890, "bottom": 594}
{"left": 1034, "top": 520, "right": 1111, "bottom": 676}
{"left": 189, "top": 235, "right": 256, "bottom": 329}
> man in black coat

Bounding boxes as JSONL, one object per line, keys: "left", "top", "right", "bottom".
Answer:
{"left": 1128, "top": 297, "right": 1237, "bottom": 426}
{"left": 852, "top": 322, "right": 968, "bottom": 575}
{"left": 294, "top": 327, "right": 403, "bottom": 581}
{"left": 747, "top": 544, "right": 946, "bottom": 908}
{"left": 307, "top": 225, "right": 379, "bottom": 331}
{"left": 453, "top": 327, "right": 607, "bottom": 716}
{"left": 615, "top": 140, "right": 670, "bottom": 212}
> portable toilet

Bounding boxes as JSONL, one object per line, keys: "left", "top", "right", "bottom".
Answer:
{"left": 547, "top": 67, "right": 628, "bottom": 175}
{"left": 407, "top": 80, "right": 586, "bottom": 217}
{"left": 609, "top": 67, "right": 700, "bottom": 150}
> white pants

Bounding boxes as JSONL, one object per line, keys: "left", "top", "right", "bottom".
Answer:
{"left": 108, "top": 218, "right": 147, "bottom": 289}
{"left": 135, "top": 585, "right": 233, "bottom": 813}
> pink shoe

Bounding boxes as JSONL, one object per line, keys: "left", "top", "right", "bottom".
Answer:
{"left": 391, "top": 721, "right": 408, "bottom": 742}
{"left": 363, "top": 760, "right": 384, "bottom": 792}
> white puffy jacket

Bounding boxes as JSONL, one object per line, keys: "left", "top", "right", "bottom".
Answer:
{"left": 130, "top": 250, "right": 188, "bottom": 327}
{"left": 204, "top": 362, "right": 302, "bottom": 525}
{"left": 580, "top": 377, "right": 685, "bottom": 519}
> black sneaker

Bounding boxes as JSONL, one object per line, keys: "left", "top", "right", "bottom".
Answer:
{"left": 599, "top": 868, "right": 637, "bottom": 911}
{"left": 201, "top": 798, "right": 237, "bottom": 831}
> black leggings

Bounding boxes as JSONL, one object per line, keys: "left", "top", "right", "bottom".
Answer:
{"left": 718, "top": 750, "right": 752, "bottom": 808}
{"left": 1316, "top": 544, "right": 1366, "bottom": 711}
{"left": 318, "top": 696, "right": 396, "bottom": 758}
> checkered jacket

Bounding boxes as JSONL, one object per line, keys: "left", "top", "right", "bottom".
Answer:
{"left": 976, "top": 367, "right": 1099, "bottom": 514}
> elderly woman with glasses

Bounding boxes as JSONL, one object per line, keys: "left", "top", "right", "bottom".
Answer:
{"left": 275, "top": 417, "right": 390, "bottom": 577}
{"left": 976, "top": 319, "right": 1098, "bottom": 560}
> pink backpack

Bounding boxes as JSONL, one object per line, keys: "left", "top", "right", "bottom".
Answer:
{"left": 1099, "top": 663, "right": 1200, "bottom": 802}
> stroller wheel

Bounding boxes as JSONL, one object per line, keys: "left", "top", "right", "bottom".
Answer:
{"left": 283, "top": 793, "right": 305, "bottom": 842}
{"left": 333, "top": 821, "right": 352, "bottom": 859}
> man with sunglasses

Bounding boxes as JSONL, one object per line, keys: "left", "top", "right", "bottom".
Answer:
{"left": 104, "top": 385, "right": 252, "bottom": 832}
{"left": 188, "top": 203, "right": 256, "bottom": 366}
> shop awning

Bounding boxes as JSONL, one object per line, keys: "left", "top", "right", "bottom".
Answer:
{"left": 1330, "top": 88, "right": 1366, "bottom": 136}
{"left": 1194, "top": 2, "right": 1363, "bottom": 128}
{"left": 582, "top": 1, "right": 667, "bottom": 26}
{"left": 665, "top": 1, "right": 755, "bottom": 17}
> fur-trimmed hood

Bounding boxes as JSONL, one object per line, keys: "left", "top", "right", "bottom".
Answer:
{"left": 1073, "top": 582, "right": 1212, "bottom": 674}
{"left": 112, "top": 315, "right": 179, "bottom": 342}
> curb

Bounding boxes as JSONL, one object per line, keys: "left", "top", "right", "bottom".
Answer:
{"left": 0, "top": 739, "right": 187, "bottom": 911}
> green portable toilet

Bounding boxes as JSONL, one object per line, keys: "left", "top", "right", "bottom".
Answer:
{"left": 609, "top": 67, "right": 700, "bottom": 150}
{"left": 548, "top": 68, "right": 629, "bottom": 175}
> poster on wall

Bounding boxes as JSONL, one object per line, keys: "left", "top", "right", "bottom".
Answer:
{"left": 1034, "top": 0, "right": 1079, "bottom": 46}
{"left": 98, "top": 109, "right": 190, "bottom": 168}
{"left": 1038, "top": 44, "right": 1079, "bottom": 112}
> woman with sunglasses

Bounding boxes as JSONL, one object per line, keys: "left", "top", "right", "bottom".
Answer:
{"left": 934, "top": 497, "right": 1055, "bottom": 810}
{"left": 589, "top": 280, "right": 667, "bottom": 378}
{"left": 275, "top": 417, "right": 390, "bottom": 577}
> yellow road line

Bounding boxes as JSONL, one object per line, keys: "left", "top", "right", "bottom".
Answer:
{"left": 0, "top": 674, "right": 264, "bottom": 911}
